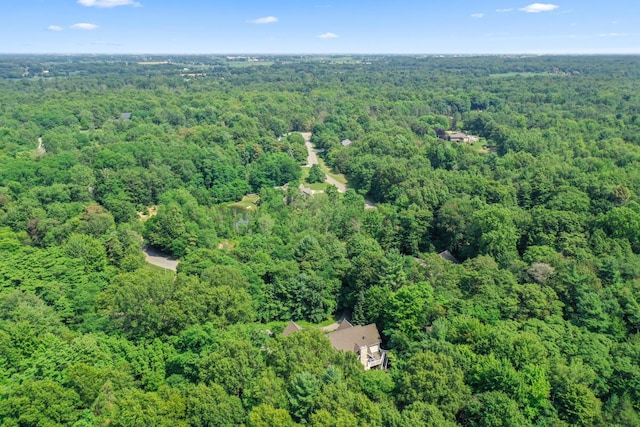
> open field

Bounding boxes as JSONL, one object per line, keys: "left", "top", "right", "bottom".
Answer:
{"left": 227, "top": 193, "right": 260, "bottom": 210}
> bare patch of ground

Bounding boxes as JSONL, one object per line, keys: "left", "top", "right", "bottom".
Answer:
{"left": 217, "top": 240, "right": 237, "bottom": 250}
{"left": 137, "top": 206, "right": 158, "bottom": 221}
{"left": 34, "top": 137, "right": 46, "bottom": 157}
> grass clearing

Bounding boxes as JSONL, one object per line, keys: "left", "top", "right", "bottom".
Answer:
{"left": 300, "top": 166, "right": 310, "bottom": 180}
{"left": 301, "top": 166, "right": 329, "bottom": 191}
{"left": 227, "top": 194, "right": 260, "bottom": 211}
{"left": 143, "top": 262, "right": 175, "bottom": 274}
{"left": 296, "top": 317, "right": 337, "bottom": 329}
{"left": 467, "top": 139, "right": 497, "bottom": 155}
{"left": 307, "top": 182, "right": 329, "bottom": 191}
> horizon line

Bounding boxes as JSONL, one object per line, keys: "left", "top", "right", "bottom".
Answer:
{"left": 2, "top": 52, "right": 640, "bottom": 56}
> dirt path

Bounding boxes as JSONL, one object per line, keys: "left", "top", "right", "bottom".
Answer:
{"left": 142, "top": 245, "right": 179, "bottom": 271}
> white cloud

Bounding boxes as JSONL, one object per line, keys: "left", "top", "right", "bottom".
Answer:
{"left": 47, "top": 25, "right": 63, "bottom": 31}
{"left": 249, "top": 16, "right": 278, "bottom": 24}
{"left": 471, "top": 13, "right": 485, "bottom": 18}
{"left": 599, "top": 32, "right": 628, "bottom": 37}
{"left": 78, "top": 0, "right": 141, "bottom": 7}
{"left": 497, "top": 8, "right": 514, "bottom": 13}
{"left": 520, "top": 3, "right": 559, "bottom": 13}
{"left": 71, "top": 23, "right": 99, "bottom": 30}
{"left": 317, "top": 32, "right": 339, "bottom": 39}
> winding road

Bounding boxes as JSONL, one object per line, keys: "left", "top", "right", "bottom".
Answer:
{"left": 301, "top": 132, "right": 347, "bottom": 193}
{"left": 142, "top": 245, "right": 179, "bottom": 271}
{"left": 141, "top": 132, "right": 374, "bottom": 271}
{"left": 301, "top": 132, "right": 376, "bottom": 209}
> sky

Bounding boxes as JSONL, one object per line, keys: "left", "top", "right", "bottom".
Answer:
{"left": 2, "top": 0, "right": 640, "bottom": 54}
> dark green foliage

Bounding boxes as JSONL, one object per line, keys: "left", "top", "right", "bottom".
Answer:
{"left": 307, "top": 164, "right": 325, "bottom": 184}
{"left": 288, "top": 371, "right": 320, "bottom": 421}
{"left": 249, "top": 152, "right": 302, "bottom": 189}
{"left": 99, "top": 269, "right": 255, "bottom": 339}
{"left": 400, "top": 402, "right": 457, "bottom": 427}
{"left": 0, "top": 55, "right": 640, "bottom": 426}
{"left": 143, "top": 189, "right": 217, "bottom": 257}
{"left": 463, "top": 391, "right": 530, "bottom": 427}
{"left": 394, "top": 351, "right": 471, "bottom": 418}
{"left": 0, "top": 379, "right": 82, "bottom": 426}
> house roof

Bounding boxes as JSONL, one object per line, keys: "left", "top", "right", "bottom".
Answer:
{"left": 336, "top": 319, "right": 353, "bottom": 331}
{"left": 448, "top": 132, "right": 468, "bottom": 140}
{"left": 341, "top": 139, "right": 352, "bottom": 147}
{"left": 327, "top": 323, "right": 382, "bottom": 352}
{"left": 439, "top": 250, "right": 460, "bottom": 264}
{"left": 121, "top": 113, "right": 132, "bottom": 120}
{"left": 446, "top": 131, "right": 479, "bottom": 141}
{"left": 282, "top": 320, "right": 303, "bottom": 336}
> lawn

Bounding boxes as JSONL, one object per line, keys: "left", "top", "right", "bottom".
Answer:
{"left": 270, "top": 314, "right": 338, "bottom": 331}
{"left": 307, "top": 182, "right": 329, "bottom": 191}
{"left": 301, "top": 166, "right": 330, "bottom": 191}
{"left": 227, "top": 194, "right": 260, "bottom": 211}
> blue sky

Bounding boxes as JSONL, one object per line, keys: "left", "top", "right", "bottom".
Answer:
{"left": 3, "top": 0, "right": 640, "bottom": 54}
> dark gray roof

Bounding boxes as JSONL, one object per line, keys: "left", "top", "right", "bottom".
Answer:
{"left": 439, "top": 250, "right": 460, "bottom": 264}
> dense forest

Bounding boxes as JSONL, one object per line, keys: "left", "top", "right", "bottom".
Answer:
{"left": 1, "top": 54, "right": 640, "bottom": 426}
